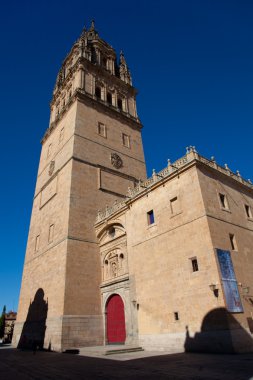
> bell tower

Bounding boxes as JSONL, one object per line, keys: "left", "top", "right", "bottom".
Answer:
{"left": 13, "top": 21, "right": 146, "bottom": 351}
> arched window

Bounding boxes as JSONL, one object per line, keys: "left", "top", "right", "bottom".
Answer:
{"left": 95, "top": 87, "right": 101, "bottom": 99}
{"left": 107, "top": 92, "right": 112, "bottom": 105}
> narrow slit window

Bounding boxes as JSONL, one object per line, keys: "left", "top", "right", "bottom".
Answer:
{"left": 170, "top": 196, "right": 180, "bottom": 215}
{"left": 229, "top": 234, "right": 237, "bottom": 251}
{"left": 47, "top": 143, "right": 52, "bottom": 158}
{"left": 118, "top": 98, "right": 123, "bottom": 110}
{"left": 122, "top": 133, "right": 130, "bottom": 148}
{"left": 48, "top": 224, "right": 54, "bottom": 243}
{"left": 107, "top": 92, "right": 112, "bottom": 105}
{"left": 59, "top": 127, "right": 64, "bottom": 143}
{"left": 98, "top": 122, "right": 106, "bottom": 138}
{"left": 191, "top": 258, "right": 199, "bottom": 272}
{"left": 95, "top": 86, "right": 101, "bottom": 99}
{"left": 35, "top": 235, "right": 40, "bottom": 252}
{"left": 174, "top": 312, "right": 179, "bottom": 321}
{"left": 245, "top": 204, "right": 252, "bottom": 219}
{"left": 219, "top": 193, "right": 229, "bottom": 209}
{"left": 147, "top": 210, "right": 155, "bottom": 225}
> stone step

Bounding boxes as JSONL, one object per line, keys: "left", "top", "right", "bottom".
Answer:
{"left": 105, "top": 347, "right": 144, "bottom": 355}
{"left": 77, "top": 345, "right": 144, "bottom": 356}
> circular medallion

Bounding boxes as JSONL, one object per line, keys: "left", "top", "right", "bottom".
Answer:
{"left": 110, "top": 153, "right": 123, "bottom": 169}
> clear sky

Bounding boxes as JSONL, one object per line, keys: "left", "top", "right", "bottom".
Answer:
{"left": 1, "top": 0, "right": 253, "bottom": 312}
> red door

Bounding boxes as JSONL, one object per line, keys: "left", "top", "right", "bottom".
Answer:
{"left": 106, "top": 294, "right": 126, "bottom": 344}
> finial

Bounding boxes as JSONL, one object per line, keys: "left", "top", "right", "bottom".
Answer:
{"left": 167, "top": 159, "right": 171, "bottom": 167}
{"left": 224, "top": 163, "right": 229, "bottom": 170}
{"left": 211, "top": 156, "right": 215, "bottom": 162}
{"left": 152, "top": 169, "right": 156, "bottom": 175}
{"left": 236, "top": 170, "right": 241, "bottom": 178}
{"left": 90, "top": 19, "right": 95, "bottom": 31}
{"left": 186, "top": 146, "right": 189, "bottom": 154}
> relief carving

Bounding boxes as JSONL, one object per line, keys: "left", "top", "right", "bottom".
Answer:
{"left": 103, "top": 249, "right": 127, "bottom": 281}
{"left": 111, "top": 153, "right": 123, "bottom": 169}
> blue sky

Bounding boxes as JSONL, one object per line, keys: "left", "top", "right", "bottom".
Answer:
{"left": 1, "top": 0, "right": 253, "bottom": 312}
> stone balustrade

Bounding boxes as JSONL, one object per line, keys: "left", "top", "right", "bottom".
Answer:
{"left": 95, "top": 146, "right": 253, "bottom": 224}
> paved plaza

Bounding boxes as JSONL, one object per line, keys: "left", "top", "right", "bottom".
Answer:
{"left": 1, "top": 346, "right": 253, "bottom": 380}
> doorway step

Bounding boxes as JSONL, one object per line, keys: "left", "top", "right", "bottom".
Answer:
{"left": 77, "top": 345, "right": 143, "bottom": 357}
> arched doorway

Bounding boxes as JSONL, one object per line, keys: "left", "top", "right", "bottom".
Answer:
{"left": 106, "top": 294, "right": 126, "bottom": 344}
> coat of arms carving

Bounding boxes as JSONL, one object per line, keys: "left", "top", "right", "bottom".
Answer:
{"left": 110, "top": 153, "right": 123, "bottom": 169}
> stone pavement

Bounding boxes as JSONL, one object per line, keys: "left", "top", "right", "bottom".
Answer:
{"left": 0, "top": 346, "right": 253, "bottom": 380}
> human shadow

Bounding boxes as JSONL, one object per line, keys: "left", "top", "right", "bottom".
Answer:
{"left": 18, "top": 288, "right": 48, "bottom": 350}
{"left": 184, "top": 307, "right": 253, "bottom": 353}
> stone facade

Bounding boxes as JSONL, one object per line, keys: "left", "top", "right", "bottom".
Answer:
{"left": 13, "top": 23, "right": 253, "bottom": 353}
{"left": 13, "top": 22, "right": 146, "bottom": 352}
{"left": 95, "top": 148, "right": 253, "bottom": 353}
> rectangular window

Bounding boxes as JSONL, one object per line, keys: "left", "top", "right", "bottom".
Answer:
{"left": 47, "top": 143, "right": 52, "bottom": 158}
{"left": 147, "top": 210, "right": 155, "bottom": 225}
{"left": 122, "top": 133, "right": 130, "bottom": 148}
{"left": 59, "top": 127, "right": 64, "bottom": 143}
{"left": 35, "top": 235, "right": 40, "bottom": 252}
{"left": 48, "top": 224, "right": 54, "bottom": 243}
{"left": 174, "top": 312, "right": 179, "bottom": 321}
{"left": 229, "top": 234, "right": 237, "bottom": 251}
{"left": 170, "top": 196, "right": 180, "bottom": 215}
{"left": 245, "top": 204, "right": 252, "bottom": 219}
{"left": 98, "top": 122, "right": 106, "bottom": 138}
{"left": 219, "top": 193, "right": 229, "bottom": 210}
{"left": 191, "top": 257, "right": 199, "bottom": 272}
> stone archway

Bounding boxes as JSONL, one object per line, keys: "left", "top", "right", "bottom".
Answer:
{"left": 106, "top": 294, "right": 126, "bottom": 344}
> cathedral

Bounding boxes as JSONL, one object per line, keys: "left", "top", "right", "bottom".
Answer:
{"left": 13, "top": 22, "right": 253, "bottom": 353}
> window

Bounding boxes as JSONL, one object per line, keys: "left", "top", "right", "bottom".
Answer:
{"left": 117, "top": 98, "right": 123, "bottom": 110}
{"left": 47, "top": 143, "right": 52, "bottom": 158}
{"left": 95, "top": 86, "right": 101, "bottom": 99}
{"left": 190, "top": 257, "right": 199, "bottom": 272}
{"left": 98, "top": 122, "right": 106, "bottom": 138}
{"left": 174, "top": 312, "right": 179, "bottom": 321}
{"left": 122, "top": 133, "right": 130, "bottom": 148}
{"left": 170, "top": 196, "right": 180, "bottom": 215}
{"left": 219, "top": 193, "right": 229, "bottom": 210}
{"left": 48, "top": 224, "right": 54, "bottom": 243}
{"left": 245, "top": 204, "right": 252, "bottom": 219}
{"left": 107, "top": 92, "right": 112, "bottom": 105}
{"left": 147, "top": 210, "right": 155, "bottom": 225}
{"left": 35, "top": 235, "right": 40, "bottom": 252}
{"left": 59, "top": 127, "right": 64, "bottom": 143}
{"left": 108, "top": 227, "right": 115, "bottom": 238}
{"left": 229, "top": 234, "right": 237, "bottom": 251}
{"left": 102, "top": 57, "right": 107, "bottom": 68}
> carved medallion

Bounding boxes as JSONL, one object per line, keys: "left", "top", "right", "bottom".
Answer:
{"left": 48, "top": 161, "right": 55, "bottom": 176}
{"left": 110, "top": 153, "right": 123, "bottom": 169}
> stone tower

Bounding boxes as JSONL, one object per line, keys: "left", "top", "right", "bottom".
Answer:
{"left": 13, "top": 22, "right": 146, "bottom": 351}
